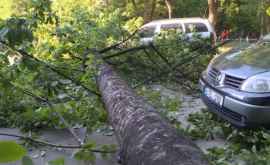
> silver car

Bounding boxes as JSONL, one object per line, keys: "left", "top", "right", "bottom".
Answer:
{"left": 200, "top": 34, "right": 270, "bottom": 127}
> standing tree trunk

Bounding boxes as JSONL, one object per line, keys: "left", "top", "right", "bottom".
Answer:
{"left": 266, "top": 15, "right": 270, "bottom": 34}
{"left": 260, "top": 0, "right": 270, "bottom": 35}
{"left": 97, "top": 63, "right": 209, "bottom": 165}
{"left": 143, "top": 0, "right": 157, "bottom": 22}
{"left": 150, "top": 0, "right": 157, "bottom": 21}
{"left": 165, "top": 0, "right": 173, "bottom": 19}
{"left": 208, "top": 0, "right": 218, "bottom": 28}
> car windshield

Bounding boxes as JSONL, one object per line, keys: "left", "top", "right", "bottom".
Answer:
{"left": 221, "top": 41, "right": 270, "bottom": 69}
{"left": 139, "top": 26, "right": 156, "bottom": 38}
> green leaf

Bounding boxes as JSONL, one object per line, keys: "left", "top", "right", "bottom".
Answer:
{"left": 0, "top": 141, "right": 26, "bottom": 163}
{"left": 267, "top": 7, "right": 270, "bottom": 16}
{"left": 48, "top": 157, "right": 65, "bottom": 165}
{"left": 74, "top": 150, "right": 96, "bottom": 162}
{"left": 100, "top": 144, "right": 117, "bottom": 159}
{"left": 82, "top": 141, "right": 96, "bottom": 149}
{"left": 22, "top": 156, "right": 34, "bottom": 165}
{"left": 101, "top": 144, "right": 117, "bottom": 152}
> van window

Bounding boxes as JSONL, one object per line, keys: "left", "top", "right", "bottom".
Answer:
{"left": 263, "top": 33, "right": 270, "bottom": 41}
{"left": 160, "top": 24, "right": 183, "bottom": 32}
{"left": 139, "top": 26, "right": 156, "bottom": 38}
{"left": 184, "top": 23, "right": 208, "bottom": 33}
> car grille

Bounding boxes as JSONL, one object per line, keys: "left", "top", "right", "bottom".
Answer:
{"left": 207, "top": 68, "right": 221, "bottom": 86}
{"left": 224, "top": 75, "right": 245, "bottom": 89}
{"left": 207, "top": 68, "right": 245, "bottom": 89}
{"left": 221, "top": 107, "right": 244, "bottom": 122}
{"left": 202, "top": 95, "right": 246, "bottom": 126}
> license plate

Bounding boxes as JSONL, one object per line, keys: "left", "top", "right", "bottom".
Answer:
{"left": 204, "top": 87, "right": 224, "bottom": 107}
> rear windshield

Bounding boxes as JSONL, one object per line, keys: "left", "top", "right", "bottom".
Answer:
{"left": 139, "top": 26, "right": 156, "bottom": 38}
{"left": 160, "top": 24, "right": 183, "bottom": 32}
{"left": 184, "top": 23, "right": 208, "bottom": 33}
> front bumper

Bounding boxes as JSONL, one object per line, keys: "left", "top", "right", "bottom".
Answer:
{"left": 199, "top": 78, "right": 270, "bottom": 127}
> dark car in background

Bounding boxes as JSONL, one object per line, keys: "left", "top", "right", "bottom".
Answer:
{"left": 200, "top": 34, "right": 270, "bottom": 127}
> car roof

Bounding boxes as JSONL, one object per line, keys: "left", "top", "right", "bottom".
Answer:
{"left": 142, "top": 17, "right": 210, "bottom": 28}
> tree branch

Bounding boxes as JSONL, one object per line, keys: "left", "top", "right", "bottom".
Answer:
{"left": 0, "top": 75, "right": 84, "bottom": 145}
{"left": 150, "top": 43, "right": 172, "bottom": 67}
{"left": 132, "top": 41, "right": 229, "bottom": 88}
{"left": 0, "top": 133, "right": 116, "bottom": 153}
{"left": 142, "top": 48, "right": 161, "bottom": 67}
{"left": 99, "top": 29, "right": 139, "bottom": 54}
{"left": 102, "top": 45, "right": 147, "bottom": 59}
{"left": 0, "top": 41, "right": 101, "bottom": 97}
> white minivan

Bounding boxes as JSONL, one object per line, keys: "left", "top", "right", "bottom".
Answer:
{"left": 139, "top": 17, "right": 216, "bottom": 45}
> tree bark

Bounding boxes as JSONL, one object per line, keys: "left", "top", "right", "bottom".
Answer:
{"left": 165, "top": 0, "right": 173, "bottom": 19}
{"left": 208, "top": 0, "right": 218, "bottom": 28}
{"left": 150, "top": 0, "right": 157, "bottom": 21}
{"left": 261, "top": 0, "right": 270, "bottom": 35}
{"left": 143, "top": 0, "right": 157, "bottom": 23}
{"left": 97, "top": 63, "right": 209, "bottom": 165}
{"left": 266, "top": 15, "right": 270, "bottom": 34}
{"left": 143, "top": 0, "right": 152, "bottom": 23}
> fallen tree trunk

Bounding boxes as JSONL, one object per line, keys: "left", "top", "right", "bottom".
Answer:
{"left": 97, "top": 63, "right": 209, "bottom": 165}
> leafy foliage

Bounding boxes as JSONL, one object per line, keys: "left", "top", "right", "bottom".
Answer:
{"left": 74, "top": 150, "right": 96, "bottom": 162}
{"left": 187, "top": 110, "right": 270, "bottom": 165}
{"left": 0, "top": 0, "right": 12, "bottom": 19}
{"left": 1, "top": 0, "right": 270, "bottom": 164}
{"left": 0, "top": 141, "right": 26, "bottom": 163}
{"left": 48, "top": 157, "right": 65, "bottom": 165}
{"left": 187, "top": 111, "right": 228, "bottom": 140}
{"left": 0, "top": 0, "right": 126, "bottom": 131}
{"left": 0, "top": 18, "right": 33, "bottom": 46}
{"left": 22, "top": 156, "right": 34, "bottom": 165}
{"left": 113, "top": 30, "right": 214, "bottom": 91}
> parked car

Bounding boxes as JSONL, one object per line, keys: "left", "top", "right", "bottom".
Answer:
{"left": 139, "top": 17, "right": 216, "bottom": 45}
{"left": 199, "top": 34, "right": 270, "bottom": 127}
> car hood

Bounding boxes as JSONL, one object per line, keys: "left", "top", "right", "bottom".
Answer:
{"left": 211, "top": 42, "right": 270, "bottom": 79}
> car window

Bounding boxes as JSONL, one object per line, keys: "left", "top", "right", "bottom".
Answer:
{"left": 139, "top": 26, "right": 156, "bottom": 38}
{"left": 263, "top": 33, "right": 270, "bottom": 41}
{"left": 160, "top": 24, "right": 183, "bottom": 32}
{"left": 184, "top": 23, "right": 208, "bottom": 33}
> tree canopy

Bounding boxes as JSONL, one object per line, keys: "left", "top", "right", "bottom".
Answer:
{"left": 0, "top": 0, "right": 270, "bottom": 164}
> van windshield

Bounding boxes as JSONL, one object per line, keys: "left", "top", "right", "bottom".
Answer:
{"left": 139, "top": 26, "right": 156, "bottom": 38}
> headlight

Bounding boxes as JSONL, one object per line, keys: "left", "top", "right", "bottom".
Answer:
{"left": 241, "top": 72, "right": 270, "bottom": 93}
